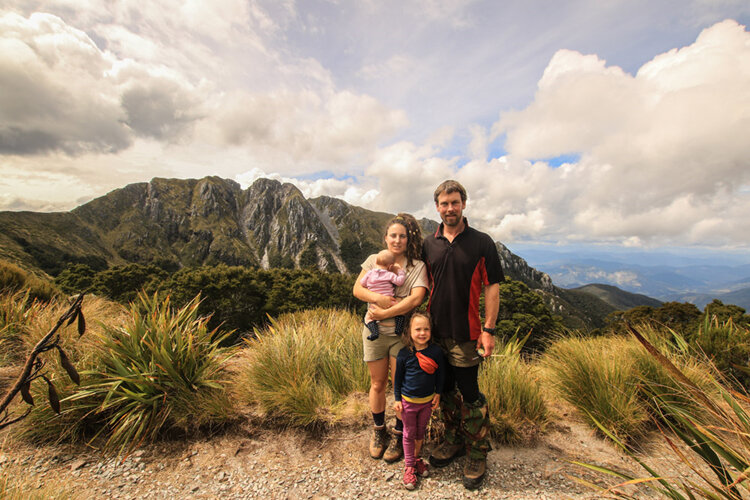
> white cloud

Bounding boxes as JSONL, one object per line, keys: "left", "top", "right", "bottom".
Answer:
{"left": 474, "top": 19, "right": 750, "bottom": 246}
{"left": 214, "top": 89, "right": 408, "bottom": 170}
{"left": 0, "top": 11, "right": 208, "bottom": 154}
{"left": 0, "top": 12, "right": 129, "bottom": 154}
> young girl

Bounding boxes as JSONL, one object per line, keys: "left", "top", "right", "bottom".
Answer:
{"left": 393, "top": 312, "right": 445, "bottom": 490}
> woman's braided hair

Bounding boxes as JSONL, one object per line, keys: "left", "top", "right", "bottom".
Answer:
{"left": 383, "top": 212, "right": 423, "bottom": 267}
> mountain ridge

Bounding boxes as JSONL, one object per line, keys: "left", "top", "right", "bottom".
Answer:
{"left": 0, "top": 176, "right": 657, "bottom": 328}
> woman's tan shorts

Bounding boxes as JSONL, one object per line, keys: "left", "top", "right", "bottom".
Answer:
{"left": 362, "top": 326, "right": 405, "bottom": 362}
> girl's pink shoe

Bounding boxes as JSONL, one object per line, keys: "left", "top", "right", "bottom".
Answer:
{"left": 415, "top": 458, "right": 430, "bottom": 477}
{"left": 403, "top": 466, "right": 417, "bottom": 490}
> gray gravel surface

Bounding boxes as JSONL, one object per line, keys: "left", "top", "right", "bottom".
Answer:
{"left": 0, "top": 420, "right": 655, "bottom": 499}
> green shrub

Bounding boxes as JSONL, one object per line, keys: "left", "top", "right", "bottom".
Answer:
{"left": 576, "top": 330, "right": 750, "bottom": 500}
{"left": 60, "top": 292, "right": 236, "bottom": 454}
{"left": 479, "top": 334, "right": 547, "bottom": 443}
{"left": 689, "top": 316, "right": 750, "bottom": 389}
{"left": 542, "top": 335, "right": 649, "bottom": 441}
{"left": 233, "top": 308, "right": 369, "bottom": 427}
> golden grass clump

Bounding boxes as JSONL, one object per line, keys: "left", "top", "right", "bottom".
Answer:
{"left": 576, "top": 325, "right": 750, "bottom": 499}
{"left": 233, "top": 308, "right": 369, "bottom": 427}
{"left": 542, "top": 326, "right": 718, "bottom": 442}
{"left": 0, "top": 260, "right": 58, "bottom": 302}
{"left": 479, "top": 334, "right": 548, "bottom": 443}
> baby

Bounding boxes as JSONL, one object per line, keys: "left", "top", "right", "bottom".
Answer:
{"left": 360, "top": 249, "right": 406, "bottom": 340}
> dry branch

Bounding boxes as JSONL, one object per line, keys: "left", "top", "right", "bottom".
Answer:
{"left": 0, "top": 293, "right": 85, "bottom": 429}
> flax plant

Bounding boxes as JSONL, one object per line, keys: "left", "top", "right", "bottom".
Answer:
{"left": 234, "top": 308, "right": 369, "bottom": 427}
{"left": 65, "top": 292, "right": 235, "bottom": 454}
{"left": 479, "top": 333, "right": 548, "bottom": 442}
{"left": 18, "top": 296, "right": 127, "bottom": 444}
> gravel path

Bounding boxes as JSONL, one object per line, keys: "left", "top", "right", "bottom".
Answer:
{"left": 1, "top": 418, "right": 655, "bottom": 499}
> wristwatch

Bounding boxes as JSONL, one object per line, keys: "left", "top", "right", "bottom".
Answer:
{"left": 482, "top": 326, "right": 495, "bottom": 335}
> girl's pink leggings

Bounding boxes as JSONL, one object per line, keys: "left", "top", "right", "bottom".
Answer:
{"left": 401, "top": 399, "right": 433, "bottom": 467}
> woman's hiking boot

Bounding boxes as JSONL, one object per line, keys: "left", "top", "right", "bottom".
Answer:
{"left": 369, "top": 425, "right": 389, "bottom": 459}
{"left": 415, "top": 458, "right": 430, "bottom": 477}
{"left": 402, "top": 466, "right": 417, "bottom": 490}
{"left": 383, "top": 428, "right": 403, "bottom": 463}
{"left": 428, "top": 441, "right": 465, "bottom": 467}
{"left": 462, "top": 457, "right": 486, "bottom": 490}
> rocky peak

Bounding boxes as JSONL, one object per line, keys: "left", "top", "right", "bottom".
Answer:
{"left": 496, "top": 241, "right": 554, "bottom": 292}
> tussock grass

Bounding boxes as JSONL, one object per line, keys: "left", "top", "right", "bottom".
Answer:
{"left": 541, "top": 328, "right": 715, "bottom": 442}
{"left": 233, "top": 308, "right": 369, "bottom": 427}
{"left": 542, "top": 335, "right": 648, "bottom": 441}
{"left": 0, "top": 260, "right": 58, "bottom": 302}
{"left": 577, "top": 327, "right": 750, "bottom": 499}
{"left": 479, "top": 334, "right": 548, "bottom": 443}
{"left": 0, "top": 290, "right": 45, "bottom": 365}
{"left": 18, "top": 296, "right": 128, "bottom": 445}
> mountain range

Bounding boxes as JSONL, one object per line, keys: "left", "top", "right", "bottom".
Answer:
{"left": 0, "top": 176, "right": 671, "bottom": 328}
{"left": 513, "top": 245, "right": 750, "bottom": 311}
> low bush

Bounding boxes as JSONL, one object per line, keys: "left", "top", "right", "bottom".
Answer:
{"left": 233, "top": 308, "right": 369, "bottom": 427}
{"left": 577, "top": 330, "right": 750, "bottom": 499}
{"left": 479, "top": 334, "right": 548, "bottom": 443}
{"left": 542, "top": 335, "right": 648, "bottom": 441}
{"left": 689, "top": 316, "right": 750, "bottom": 389}
{"left": 17, "top": 296, "right": 127, "bottom": 445}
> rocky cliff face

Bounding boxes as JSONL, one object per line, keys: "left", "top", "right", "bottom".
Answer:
{"left": 496, "top": 242, "right": 554, "bottom": 292}
{"left": 2, "top": 175, "right": 555, "bottom": 292}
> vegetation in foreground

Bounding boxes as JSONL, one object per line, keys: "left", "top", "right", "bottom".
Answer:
{"left": 233, "top": 308, "right": 370, "bottom": 427}
{"left": 17, "top": 292, "right": 236, "bottom": 455}
{"left": 576, "top": 328, "right": 750, "bottom": 500}
{"left": 479, "top": 332, "right": 548, "bottom": 442}
{"left": 541, "top": 327, "right": 717, "bottom": 442}
{"left": 2, "top": 271, "right": 750, "bottom": 497}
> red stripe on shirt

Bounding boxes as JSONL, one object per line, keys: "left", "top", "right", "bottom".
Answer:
{"left": 468, "top": 257, "right": 487, "bottom": 340}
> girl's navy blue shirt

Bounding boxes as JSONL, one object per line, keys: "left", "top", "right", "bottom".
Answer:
{"left": 394, "top": 343, "right": 445, "bottom": 403}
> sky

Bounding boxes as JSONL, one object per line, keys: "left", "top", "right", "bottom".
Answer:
{"left": 1, "top": 0, "right": 750, "bottom": 251}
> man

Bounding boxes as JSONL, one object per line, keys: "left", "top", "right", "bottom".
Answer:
{"left": 422, "top": 179, "right": 503, "bottom": 490}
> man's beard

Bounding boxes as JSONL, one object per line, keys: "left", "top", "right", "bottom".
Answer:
{"left": 442, "top": 214, "right": 460, "bottom": 226}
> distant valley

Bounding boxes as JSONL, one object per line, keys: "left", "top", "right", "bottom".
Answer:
{"left": 511, "top": 244, "right": 750, "bottom": 310}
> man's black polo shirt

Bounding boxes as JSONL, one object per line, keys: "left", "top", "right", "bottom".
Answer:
{"left": 422, "top": 218, "right": 504, "bottom": 343}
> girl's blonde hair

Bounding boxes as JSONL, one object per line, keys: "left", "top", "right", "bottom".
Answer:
{"left": 402, "top": 311, "right": 432, "bottom": 352}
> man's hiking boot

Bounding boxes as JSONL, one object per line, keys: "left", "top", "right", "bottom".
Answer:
{"left": 415, "top": 458, "right": 429, "bottom": 477}
{"left": 402, "top": 466, "right": 417, "bottom": 490}
{"left": 369, "top": 425, "right": 389, "bottom": 459}
{"left": 462, "top": 457, "right": 486, "bottom": 490}
{"left": 383, "top": 429, "right": 403, "bottom": 463}
{"left": 428, "top": 441, "right": 465, "bottom": 467}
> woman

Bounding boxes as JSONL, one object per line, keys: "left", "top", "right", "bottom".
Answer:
{"left": 353, "top": 213, "right": 428, "bottom": 463}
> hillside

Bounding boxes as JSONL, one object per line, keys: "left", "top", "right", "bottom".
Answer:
{"left": 571, "top": 283, "right": 663, "bottom": 310}
{"left": 668, "top": 286, "right": 750, "bottom": 311}
{"left": 0, "top": 176, "right": 619, "bottom": 329}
